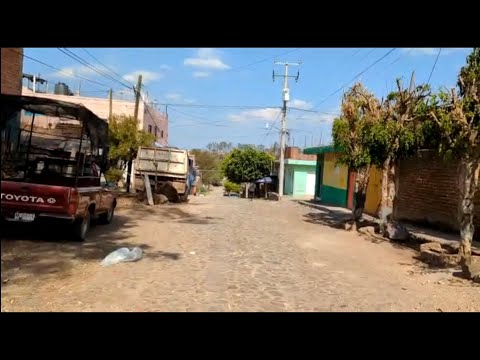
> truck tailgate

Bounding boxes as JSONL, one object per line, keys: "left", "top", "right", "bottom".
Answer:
{"left": 1, "top": 180, "right": 71, "bottom": 214}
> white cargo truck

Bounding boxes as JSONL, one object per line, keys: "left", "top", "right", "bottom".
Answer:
{"left": 133, "top": 146, "right": 190, "bottom": 202}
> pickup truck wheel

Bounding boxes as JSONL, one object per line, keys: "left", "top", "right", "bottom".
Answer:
{"left": 73, "top": 212, "right": 90, "bottom": 242}
{"left": 99, "top": 205, "right": 115, "bottom": 224}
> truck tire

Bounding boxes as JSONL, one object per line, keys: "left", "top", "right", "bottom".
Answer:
{"left": 180, "top": 190, "right": 189, "bottom": 202}
{"left": 98, "top": 204, "right": 115, "bottom": 224}
{"left": 73, "top": 211, "right": 90, "bottom": 242}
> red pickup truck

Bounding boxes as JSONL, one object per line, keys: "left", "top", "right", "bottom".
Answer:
{"left": 1, "top": 94, "right": 116, "bottom": 241}
{"left": 1, "top": 157, "right": 116, "bottom": 241}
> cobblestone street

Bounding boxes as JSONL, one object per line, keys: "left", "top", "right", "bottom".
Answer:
{"left": 1, "top": 188, "right": 479, "bottom": 312}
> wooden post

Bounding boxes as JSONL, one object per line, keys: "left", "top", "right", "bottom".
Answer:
{"left": 144, "top": 173, "right": 154, "bottom": 206}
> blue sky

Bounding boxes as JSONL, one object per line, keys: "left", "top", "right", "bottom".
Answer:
{"left": 23, "top": 48, "right": 472, "bottom": 149}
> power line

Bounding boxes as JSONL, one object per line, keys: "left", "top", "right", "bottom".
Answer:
{"left": 57, "top": 48, "right": 132, "bottom": 90}
{"left": 288, "top": 107, "right": 338, "bottom": 115}
{"left": 18, "top": 50, "right": 111, "bottom": 89}
{"left": 358, "top": 48, "right": 377, "bottom": 62}
{"left": 427, "top": 48, "right": 442, "bottom": 85}
{"left": 155, "top": 102, "right": 281, "bottom": 110}
{"left": 59, "top": 48, "right": 133, "bottom": 90}
{"left": 261, "top": 109, "right": 283, "bottom": 145}
{"left": 351, "top": 48, "right": 363, "bottom": 57}
{"left": 81, "top": 48, "right": 133, "bottom": 87}
{"left": 311, "top": 48, "right": 397, "bottom": 110}
{"left": 229, "top": 48, "right": 302, "bottom": 72}
{"left": 168, "top": 107, "right": 231, "bottom": 128}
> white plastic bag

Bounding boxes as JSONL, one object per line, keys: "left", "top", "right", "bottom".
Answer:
{"left": 100, "top": 247, "right": 143, "bottom": 266}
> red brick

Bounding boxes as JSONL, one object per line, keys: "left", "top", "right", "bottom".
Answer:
{"left": 395, "top": 150, "right": 480, "bottom": 239}
{"left": 1, "top": 48, "right": 23, "bottom": 95}
{"left": 286, "top": 147, "right": 316, "bottom": 161}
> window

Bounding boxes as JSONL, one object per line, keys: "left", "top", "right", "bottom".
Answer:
{"left": 154, "top": 126, "right": 158, "bottom": 137}
{"left": 161, "top": 130, "right": 164, "bottom": 138}
{"left": 148, "top": 125, "right": 152, "bottom": 133}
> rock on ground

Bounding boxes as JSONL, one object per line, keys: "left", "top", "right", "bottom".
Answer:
{"left": 154, "top": 194, "right": 169, "bottom": 205}
{"left": 385, "top": 221, "right": 410, "bottom": 241}
{"left": 2, "top": 187, "right": 479, "bottom": 312}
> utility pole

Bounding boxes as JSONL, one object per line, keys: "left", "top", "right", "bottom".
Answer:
{"left": 273, "top": 61, "right": 301, "bottom": 199}
{"left": 77, "top": 81, "right": 82, "bottom": 96}
{"left": 108, "top": 89, "right": 113, "bottom": 121}
{"left": 133, "top": 74, "right": 143, "bottom": 121}
{"left": 127, "top": 74, "right": 143, "bottom": 193}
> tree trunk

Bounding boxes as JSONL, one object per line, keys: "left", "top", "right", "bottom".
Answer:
{"left": 380, "top": 158, "right": 396, "bottom": 234}
{"left": 350, "top": 165, "right": 371, "bottom": 231}
{"left": 457, "top": 159, "right": 480, "bottom": 262}
{"left": 126, "top": 159, "right": 133, "bottom": 193}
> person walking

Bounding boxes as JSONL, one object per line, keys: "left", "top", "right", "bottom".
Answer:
{"left": 248, "top": 182, "right": 256, "bottom": 201}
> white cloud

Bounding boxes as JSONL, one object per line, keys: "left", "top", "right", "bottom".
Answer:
{"left": 52, "top": 65, "right": 97, "bottom": 79}
{"left": 165, "top": 92, "right": 182, "bottom": 101}
{"left": 228, "top": 108, "right": 280, "bottom": 122}
{"left": 317, "top": 113, "right": 337, "bottom": 124}
{"left": 290, "top": 109, "right": 338, "bottom": 126}
{"left": 193, "top": 71, "right": 210, "bottom": 78}
{"left": 184, "top": 48, "right": 230, "bottom": 70}
{"left": 123, "top": 70, "right": 163, "bottom": 84}
{"left": 401, "top": 48, "right": 470, "bottom": 56}
{"left": 163, "top": 92, "right": 196, "bottom": 104}
{"left": 229, "top": 105, "right": 338, "bottom": 124}
{"left": 159, "top": 64, "right": 172, "bottom": 71}
{"left": 290, "top": 99, "right": 314, "bottom": 110}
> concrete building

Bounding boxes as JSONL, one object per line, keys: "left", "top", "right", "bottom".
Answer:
{"left": 282, "top": 147, "right": 317, "bottom": 197}
{"left": 303, "top": 146, "right": 480, "bottom": 240}
{"left": 21, "top": 86, "right": 168, "bottom": 146}
{"left": 303, "top": 146, "right": 353, "bottom": 208}
{"left": 1, "top": 48, "right": 24, "bottom": 154}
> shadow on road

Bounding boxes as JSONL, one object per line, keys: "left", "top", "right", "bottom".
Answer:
{"left": 303, "top": 211, "right": 348, "bottom": 230}
{"left": 155, "top": 206, "right": 223, "bottom": 225}
{"left": 0, "top": 209, "right": 159, "bottom": 285}
{"left": 296, "top": 201, "right": 423, "bottom": 253}
{"left": 147, "top": 251, "right": 182, "bottom": 261}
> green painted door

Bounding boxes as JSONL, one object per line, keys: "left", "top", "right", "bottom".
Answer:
{"left": 293, "top": 170, "right": 307, "bottom": 195}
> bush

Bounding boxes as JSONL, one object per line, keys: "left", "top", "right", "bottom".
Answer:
{"left": 105, "top": 168, "right": 124, "bottom": 183}
{"left": 199, "top": 185, "right": 209, "bottom": 194}
{"left": 224, "top": 180, "right": 242, "bottom": 194}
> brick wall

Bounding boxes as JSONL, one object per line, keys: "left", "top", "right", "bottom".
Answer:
{"left": 1, "top": 48, "right": 23, "bottom": 153}
{"left": 1, "top": 48, "right": 23, "bottom": 95}
{"left": 285, "top": 147, "right": 317, "bottom": 161}
{"left": 395, "top": 150, "right": 480, "bottom": 238}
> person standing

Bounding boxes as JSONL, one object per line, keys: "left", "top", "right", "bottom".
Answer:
{"left": 248, "top": 182, "right": 256, "bottom": 201}
{"left": 190, "top": 166, "right": 198, "bottom": 196}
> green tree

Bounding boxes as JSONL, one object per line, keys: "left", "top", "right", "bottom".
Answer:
{"left": 371, "top": 73, "right": 431, "bottom": 231}
{"left": 108, "top": 114, "right": 155, "bottom": 169}
{"left": 332, "top": 83, "right": 382, "bottom": 229}
{"left": 206, "top": 141, "right": 232, "bottom": 154}
{"left": 189, "top": 149, "right": 223, "bottom": 186}
{"left": 430, "top": 48, "right": 480, "bottom": 260}
{"left": 222, "top": 146, "right": 275, "bottom": 184}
